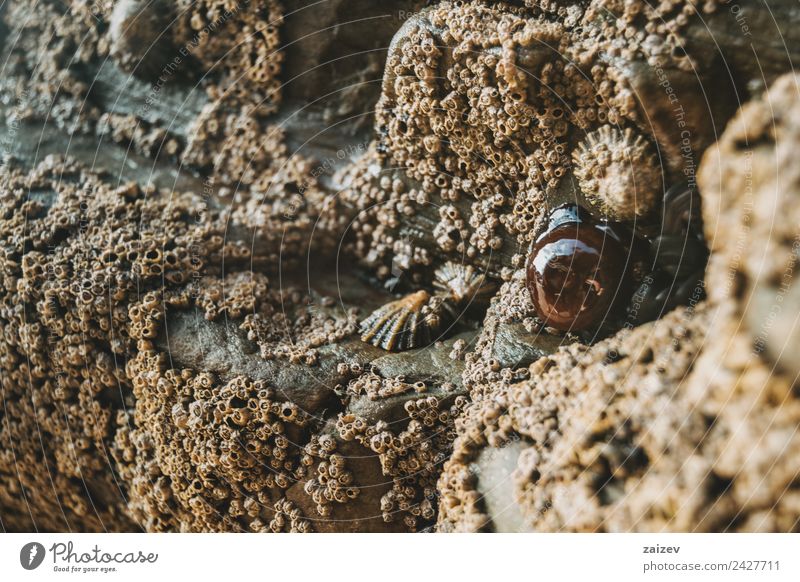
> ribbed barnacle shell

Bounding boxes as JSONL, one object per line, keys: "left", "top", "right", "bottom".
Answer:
{"left": 359, "top": 290, "right": 449, "bottom": 351}
{"left": 572, "top": 126, "right": 662, "bottom": 222}
{"left": 433, "top": 262, "right": 495, "bottom": 305}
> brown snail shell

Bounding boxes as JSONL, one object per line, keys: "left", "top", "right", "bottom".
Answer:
{"left": 526, "top": 205, "right": 631, "bottom": 332}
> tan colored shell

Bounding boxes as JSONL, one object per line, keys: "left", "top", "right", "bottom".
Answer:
{"left": 572, "top": 126, "right": 662, "bottom": 221}
{"left": 360, "top": 262, "right": 496, "bottom": 352}
{"left": 359, "top": 290, "right": 449, "bottom": 351}
{"left": 433, "top": 262, "right": 496, "bottom": 305}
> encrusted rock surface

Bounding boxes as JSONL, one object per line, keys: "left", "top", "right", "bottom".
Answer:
{"left": 437, "top": 74, "right": 800, "bottom": 532}
{"left": 1, "top": 0, "right": 799, "bottom": 533}
{"left": 700, "top": 73, "right": 800, "bottom": 383}
{"left": 0, "top": 154, "right": 481, "bottom": 532}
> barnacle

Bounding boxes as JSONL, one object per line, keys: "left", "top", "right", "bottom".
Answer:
{"left": 359, "top": 290, "right": 449, "bottom": 351}
{"left": 572, "top": 126, "right": 662, "bottom": 222}
{"left": 525, "top": 205, "right": 632, "bottom": 332}
{"left": 0, "top": 0, "right": 762, "bottom": 535}
{"left": 433, "top": 262, "right": 496, "bottom": 306}
{"left": 361, "top": 262, "right": 496, "bottom": 352}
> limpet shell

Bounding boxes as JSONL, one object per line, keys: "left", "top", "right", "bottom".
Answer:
{"left": 359, "top": 290, "right": 448, "bottom": 351}
{"left": 433, "top": 262, "right": 495, "bottom": 305}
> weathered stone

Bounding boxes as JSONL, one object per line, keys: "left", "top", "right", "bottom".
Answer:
{"left": 2, "top": 0, "right": 800, "bottom": 534}
{"left": 109, "top": 0, "right": 177, "bottom": 81}
{"left": 699, "top": 72, "right": 800, "bottom": 381}
{"left": 470, "top": 440, "right": 533, "bottom": 533}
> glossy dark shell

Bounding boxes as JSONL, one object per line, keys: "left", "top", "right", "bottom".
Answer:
{"left": 526, "top": 206, "right": 629, "bottom": 332}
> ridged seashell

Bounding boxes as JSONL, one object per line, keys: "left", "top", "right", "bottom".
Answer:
{"left": 359, "top": 290, "right": 449, "bottom": 351}
{"left": 526, "top": 205, "right": 632, "bottom": 332}
{"left": 572, "top": 126, "right": 662, "bottom": 222}
{"left": 433, "top": 262, "right": 496, "bottom": 305}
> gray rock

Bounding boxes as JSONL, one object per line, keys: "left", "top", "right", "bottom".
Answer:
{"left": 470, "top": 440, "right": 533, "bottom": 533}
{"left": 109, "top": 0, "right": 177, "bottom": 81}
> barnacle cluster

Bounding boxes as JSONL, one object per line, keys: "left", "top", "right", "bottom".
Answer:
{"left": 108, "top": 0, "right": 287, "bottom": 172}
{"left": 0, "top": 0, "right": 110, "bottom": 134}
{"left": 3, "top": 0, "right": 797, "bottom": 536}
{"left": 0, "top": 155, "right": 342, "bottom": 532}
{"left": 0, "top": 0, "right": 327, "bottom": 223}
{"left": 267, "top": 498, "right": 312, "bottom": 533}
{"left": 343, "top": 368, "right": 428, "bottom": 401}
{"left": 192, "top": 268, "right": 359, "bottom": 366}
{"left": 336, "top": 391, "right": 468, "bottom": 531}
{"left": 439, "top": 310, "right": 712, "bottom": 531}
{"left": 437, "top": 74, "right": 800, "bottom": 533}
{"left": 340, "top": 1, "right": 654, "bottom": 277}
{"left": 96, "top": 112, "right": 183, "bottom": 160}
{"left": 115, "top": 352, "right": 315, "bottom": 532}
{"left": 0, "top": 153, "right": 457, "bottom": 532}
{"left": 337, "top": 0, "right": 727, "bottom": 336}
{"left": 174, "top": 0, "right": 294, "bottom": 190}
{"left": 173, "top": 0, "right": 284, "bottom": 107}
{"left": 335, "top": 158, "right": 434, "bottom": 282}
{"left": 0, "top": 0, "right": 179, "bottom": 153}
{"left": 700, "top": 73, "right": 800, "bottom": 383}
{"left": 299, "top": 435, "right": 360, "bottom": 519}
{"left": 241, "top": 295, "right": 358, "bottom": 365}
{"left": 0, "top": 157, "right": 218, "bottom": 531}
{"left": 192, "top": 272, "right": 271, "bottom": 321}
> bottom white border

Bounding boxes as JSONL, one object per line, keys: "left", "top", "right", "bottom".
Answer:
{"left": 1, "top": 533, "right": 797, "bottom": 581}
